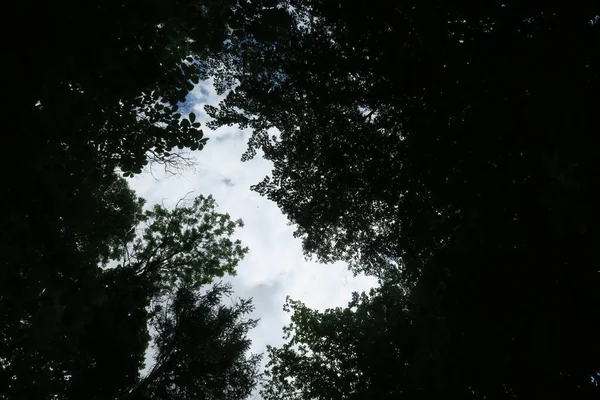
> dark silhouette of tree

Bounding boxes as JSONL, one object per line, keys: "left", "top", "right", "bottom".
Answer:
{"left": 1, "top": 189, "right": 260, "bottom": 399}
{"left": 3, "top": 2, "right": 262, "bottom": 398}
{"left": 130, "top": 283, "right": 261, "bottom": 400}
{"left": 262, "top": 286, "right": 418, "bottom": 400}
{"left": 4, "top": 0, "right": 599, "bottom": 398}
{"left": 264, "top": 245, "right": 600, "bottom": 399}
{"left": 8, "top": 0, "right": 235, "bottom": 178}
{"left": 210, "top": 0, "right": 600, "bottom": 278}
{"left": 0, "top": 175, "right": 146, "bottom": 399}
{"left": 208, "top": 1, "right": 600, "bottom": 399}
{"left": 3, "top": 0, "right": 239, "bottom": 333}
{"left": 407, "top": 239, "right": 600, "bottom": 400}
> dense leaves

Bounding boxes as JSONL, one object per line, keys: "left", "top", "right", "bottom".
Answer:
{"left": 9, "top": 0, "right": 235, "bottom": 178}
{"left": 265, "top": 243, "right": 600, "bottom": 400}
{"left": 3, "top": 2, "right": 264, "bottom": 398}
{"left": 209, "top": 1, "right": 600, "bottom": 399}
{"left": 5, "top": 1, "right": 236, "bottom": 340}
{"left": 0, "top": 175, "right": 145, "bottom": 399}
{"left": 262, "top": 286, "right": 414, "bottom": 400}
{"left": 119, "top": 195, "right": 248, "bottom": 293}
{"left": 132, "top": 283, "right": 261, "bottom": 400}
{"left": 1, "top": 183, "right": 260, "bottom": 399}
{"left": 5, "top": 1, "right": 600, "bottom": 399}
{"left": 210, "top": 0, "right": 600, "bottom": 278}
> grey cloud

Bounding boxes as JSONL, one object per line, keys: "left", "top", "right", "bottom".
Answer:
{"left": 221, "top": 178, "right": 235, "bottom": 187}
{"left": 212, "top": 129, "right": 246, "bottom": 143}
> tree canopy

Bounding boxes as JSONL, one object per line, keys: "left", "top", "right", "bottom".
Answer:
{"left": 136, "top": 283, "right": 261, "bottom": 400}
{"left": 1, "top": 185, "right": 261, "bottom": 399}
{"left": 3, "top": 0, "right": 599, "bottom": 399}
{"left": 208, "top": 1, "right": 600, "bottom": 399}
{"left": 210, "top": 0, "right": 600, "bottom": 278}
{"left": 263, "top": 241, "right": 600, "bottom": 399}
{"left": 3, "top": 2, "right": 264, "bottom": 397}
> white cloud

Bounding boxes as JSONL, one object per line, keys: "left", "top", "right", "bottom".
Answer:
{"left": 128, "top": 80, "right": 377, "bottom": 398}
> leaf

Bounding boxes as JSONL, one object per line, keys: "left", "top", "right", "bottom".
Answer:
{"left": 189, "top": 113, "right": 196, "bottom": 123}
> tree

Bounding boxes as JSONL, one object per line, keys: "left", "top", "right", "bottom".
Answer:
{"left": 115, "top": 194, "right": 248, "bottom": 292}
{"left": 262, "top": 285, "right": 420, "bottom": 400}
{"left": 4, "top": 0, "right": 239, "bottom": 347}
{"left": 209, "top": 0, "right": 600, "bottom": 278}
{"left": 1, "top": 190, "right": 260, "bottom": 400}
{"left": 407, "top": 240, "right": 600, "bottom": 400}
{"left": 264, "top": 252, "right": 600, "bottom": 400}
{"left": 110, "top": 195, "right": 258, "bottom": 400}
{"left": 130, "top": 283, "right": 261, "bottom": 400}
{"left": 8, "top": 1, "right": 238, "bottom": 180}
{"left": 63, "top": 279, "right": 261, "bottom": 400}
{"left": 0, "top": 174, "right": 146, "bottom": 399}
{"left": 3, "top": 2, "right": 266, "bottom": 398}
{"left": 208, "top": 2, "right": 600, "bottom": 399}
{"left": 3, "top": 1, "right": 236, "bottom": 390}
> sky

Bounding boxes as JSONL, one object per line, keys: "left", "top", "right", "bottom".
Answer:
{"left": 128, "top": 79, "right": 377, "bottom": 398}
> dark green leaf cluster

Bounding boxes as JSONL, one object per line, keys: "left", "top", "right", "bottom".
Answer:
{"left": 137, "top": 283, "right": 261, "bottom": 400}
{"left": 1, "top": 183, "right": 259, "bottom": 399}
{"left": 265, "top": 240, "right": 600, "bottom": 399}
{"left": 208, "top": 1, "right": 600, "bottom": 399}
{"left": 210, "top": 0, "right": 600, "bottom": 278}
{"left": 8, "top": 0, "right": 240, "bottom": 180}
{"left": 3, "top": 2, "right": 266, "bottom": 399}
{"left": 121, "top": 195, "right": 248, "bottom": 293}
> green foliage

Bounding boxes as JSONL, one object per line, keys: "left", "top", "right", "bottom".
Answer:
{"left": 123, "top": 195, "right": 248, "bottom": 294}
{"left": 9, "top": 0, "right": 241, "bottom": 175}
{"left": 262, "top": 286, "right": 418, "bottom": 400}
{"left": 264, "top": 253, "right": 600, "bottom": 400}
{"left": 0, "top": 177, "right": 258, "bottom": 399}
{"left": 5, "top": 1, "right": 599, "bottom": 399}
{"left": 0, "top": 170, "right": 145, "bottom": 399}
{"left": 131, "top": 283, "right": 261, "bottom": 400}
{"left": 209, "top": 0, "right": 600, "bottom": 279}
{"left": 208, "top": 2, "right": 600, "bottom": 400}
{"left": 3, "top": 1, "right": 263, "bottom": 399}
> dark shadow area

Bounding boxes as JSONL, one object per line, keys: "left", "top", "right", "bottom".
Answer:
{"left": 2, "top": 1, "right": 598, "bottom": 399}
